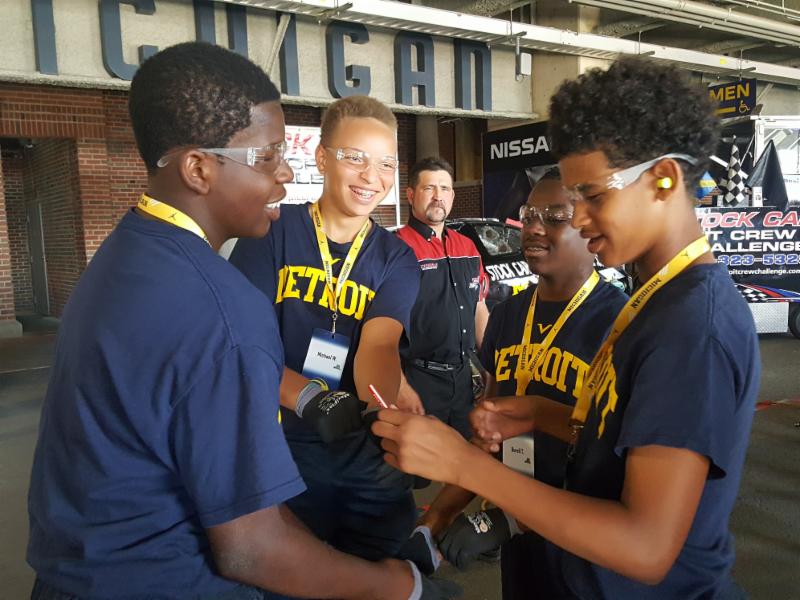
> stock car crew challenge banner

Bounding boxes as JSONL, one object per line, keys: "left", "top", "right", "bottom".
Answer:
{"left": 698, "top": 206, "right": 800, "bottom": 300}
{"left": 482, "top": 121, "right": 556, "bottom": 220}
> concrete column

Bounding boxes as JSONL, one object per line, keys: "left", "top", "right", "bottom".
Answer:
{"left": 531, "top": 1, "right": 607, "bottom": 118}
{"left": 415, "top": 114, "right": 440, "bottom": 161}
{"left": 454, "top": 119, "right": 482, "bottom": 181}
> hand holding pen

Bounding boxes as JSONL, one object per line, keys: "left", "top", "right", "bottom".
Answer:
{"left": 369, "top": 384, "right": 391, "bottom": 409}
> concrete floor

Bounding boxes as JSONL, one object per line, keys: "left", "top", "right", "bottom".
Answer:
{"left": 0, "top": 327, "right": 798, "bottom": 599}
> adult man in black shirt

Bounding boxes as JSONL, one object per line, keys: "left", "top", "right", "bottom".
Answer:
{"left": 395, "top": 157, "right": 490, "bottom": 437}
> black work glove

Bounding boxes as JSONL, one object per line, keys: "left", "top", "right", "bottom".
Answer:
{"left": 298, "top": 390, "right": 363, "bottom": 443}
{"left": 436, "top": 508, "right": 515, "bottom": 570}
{"left": 397, "top": 526, "right": 441, "bottom": 575}
{"left": 406, "top": 561, "right": 463, "bottom": 599}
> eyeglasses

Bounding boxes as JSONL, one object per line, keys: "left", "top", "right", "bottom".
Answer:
{"left": 518, "top": 204, "right": 574, "bottom": 227}
{"left": 564, "top": 153, "right": 698, "bottom": 205}
{"left": 324, "top": 147, "right": 398, "bottom": 174}
{"left": 156, "top": 141, "right": 288, "bottom": 174}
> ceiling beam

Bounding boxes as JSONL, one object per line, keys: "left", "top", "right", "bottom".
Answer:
{"left": 219, "top": 0, "right": 800, "bottom": 85}
{"left": 776, "top": 56, "right": 800, "bottom": 67}
{"left": 692, "top": 39, "right": 768, "bottom": 55}
{"left": 429, "top": 0, "right": 530, "bottom": 18}
{"left": 593, "top": 17, "right": 664, "bottom": 37}
{"left": 572, "top": 0, "right": 800, "bottom": 47}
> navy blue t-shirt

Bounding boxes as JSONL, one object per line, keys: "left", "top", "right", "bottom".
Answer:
{"left": 479, "top": 280, "right": 627, "bottom": 487}
{"left": 27, "top": 210, "right": 305, "bottom": 598}
{"left": 560, "top": 263, "right": 760, "bottom": 599}
{"left": 230, "top": 203, "right": 420, "bottom": 440}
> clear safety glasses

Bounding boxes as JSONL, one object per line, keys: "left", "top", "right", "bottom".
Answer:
{"left": 518, "top": 204, "right": 574, "bottom": 227}
{"left": 564, "top": 153, "right": 698, "bottom": 205}
{"left": 324, "top": 146, "right": 399, "bottom": 174}
{"left": 156, "top": 141, "right": 288, "bottom": 174}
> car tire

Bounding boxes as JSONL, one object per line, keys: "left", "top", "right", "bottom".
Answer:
{"left": 789, "top": 304, "right": 800, "bottom": 340}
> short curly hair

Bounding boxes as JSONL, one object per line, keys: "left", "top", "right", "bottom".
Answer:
{"left": 320, "top": 96, "right": 397, "bottom": 145}
{"left": 548, "top": 57, "right": 719, "bottom": 190}
{"left": 129, "top": 42, "right": 280, "bottom": 172}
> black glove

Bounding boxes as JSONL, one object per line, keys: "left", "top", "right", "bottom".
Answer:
{"left": 362, "top": 406, "right": 382, "bottom": 447}
{"left": 406, "top": 561, "right": 463, "bottom": 600}
{"left": 436, "top": 508, "right": 514, "bottom": 570}
{"left": 397, "top": 526, "right": 441, "bottom": 575}
{"left": 298, "top": 390, "right": 363, "bottom": 443}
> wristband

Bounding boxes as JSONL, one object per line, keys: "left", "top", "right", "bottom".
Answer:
{"left": 406, "top": 560, "right": 423, "bottom": 600}
{"left": 295, "top": 379, "right": 328, "bottom": 418}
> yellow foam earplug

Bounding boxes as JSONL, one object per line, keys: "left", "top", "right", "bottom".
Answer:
{"left": 656, "top": 177, "right": 673, "bottom": 189}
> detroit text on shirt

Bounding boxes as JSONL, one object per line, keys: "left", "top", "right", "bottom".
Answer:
{"left": 275, "top": 265, "right": 377, "bottom": 321}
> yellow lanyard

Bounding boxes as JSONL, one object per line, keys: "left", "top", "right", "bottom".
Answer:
{"left": 569, "top": 236, "right": 712, "bottom": 429}
{"left": 310, "top": 202, "right": 370, "bottom": 334}
{"left": 515, "top": 271, "right": 600, "bottom": 395}
{"left": 137, "top": 194, "right": 210, "bottom": 245}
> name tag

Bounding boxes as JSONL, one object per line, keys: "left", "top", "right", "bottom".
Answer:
{"left": 503, "top": 434, "right": 534, "bottom": 478}
{"left": 302, "top": 328, "right": 350, "bottom": 390}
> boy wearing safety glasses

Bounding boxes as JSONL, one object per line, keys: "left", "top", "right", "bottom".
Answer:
{"left": 372, "top": 58, "right": 758, "bottom": 599}
{"left": 26, "top": 43, "right": 455, "bottom": 600}
{"left": 404, "top": 169, "right": 626, "bottom": 597}
{"left": 230, "top": 96, "right": 422, "bottom": 562}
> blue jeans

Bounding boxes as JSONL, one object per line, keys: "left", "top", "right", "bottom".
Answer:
{"left": 31, "top": 578, "right": 282, "bottom": 600}
{"left": 286, "top": 429, "right": 416, "bottom": 561}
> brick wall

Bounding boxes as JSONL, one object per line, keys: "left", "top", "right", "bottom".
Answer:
{"left": 102, "top": 91, "right": 147, "bottom": 255}
{"left": 0, "top": 149, "right": 12, "bottom": 322}
{"left": 0, "top": 83, "right": 419, "bottom": 319}
{"left": 0, "top": 85, "right": 103, "bottom": 318}
{"left": 451, "top": 180, "right": 482, "bottom": 219}
{"left": 284, "top": 105, "right": 323, "bottom": 127}
{"left": 0, "top": 148, "right": 33, "bottom": 312}
{"left": 373, "top": 113, "right": 415, "bottom": 228}
{"left": 24, "top": 139, "right": 84, "bottom": 317}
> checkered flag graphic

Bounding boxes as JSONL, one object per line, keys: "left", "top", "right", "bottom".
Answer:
{"left": 719, "top": 144, "right": 746, "bottom": 207}
{"left": 736, "top": 284, "right": 772, "bottom": 303}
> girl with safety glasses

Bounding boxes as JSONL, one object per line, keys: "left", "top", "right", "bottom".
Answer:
{"left": 229, "top": 96, "right": 427, "bottom": 569}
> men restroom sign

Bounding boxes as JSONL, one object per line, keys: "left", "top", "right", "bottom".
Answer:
{"left": 708, "top": 79, "right": 756, "bottom": 118}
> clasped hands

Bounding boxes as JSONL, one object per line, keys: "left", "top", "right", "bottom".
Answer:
{"left": 371, "top": 395, "right": 537, "bottom": 483}
{"left": 387, "top": 397, "right": 535, "bottom": 574}
{"left": 300, "top": 381, "right": 427, "bottom": 444}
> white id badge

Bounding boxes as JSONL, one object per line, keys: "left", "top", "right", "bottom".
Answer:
{"left": 503, "top": 434, "right": 535, "bottom": 478}
{"left": 302, "top": 328, "right": 350, "bottom": 390}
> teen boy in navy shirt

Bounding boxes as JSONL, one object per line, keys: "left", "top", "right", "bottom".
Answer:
{"left": 411, "top": 170, "right": 627, "bottom": 598}
{"left": 374, "top": 57, "right": 758, "bottom": 599}
{"left": 26, "top": 42, "right": 439, "bottom": 600}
